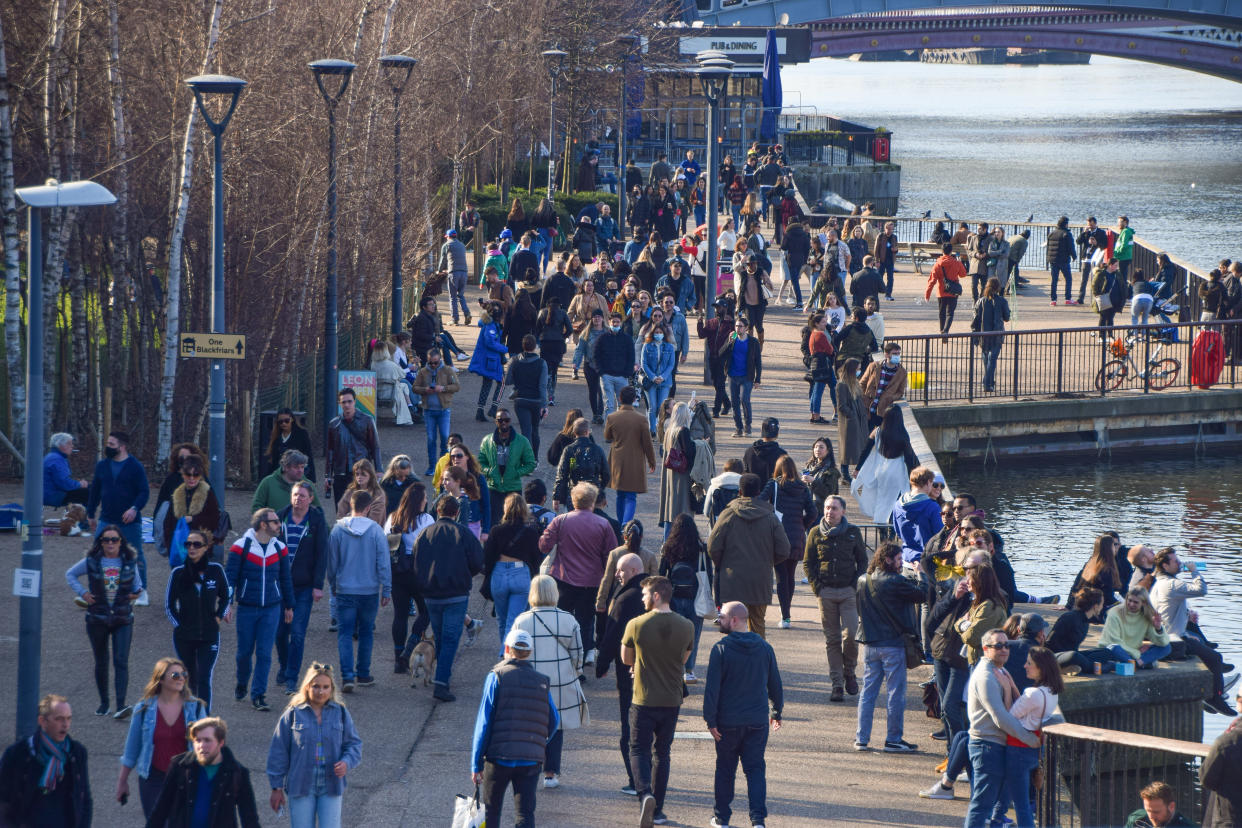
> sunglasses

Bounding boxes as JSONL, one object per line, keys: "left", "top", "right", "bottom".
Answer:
{"left": 185, "top": 540, "right": 208, "bottom": 550}
{"left": 451, "top": 453, "right": 465, "bottom": 460}
{"left": 310, "top": 661, "right": 334, "bottom": 673}
{"left": 985, "top": 642, "right": 1010, "bottom": 650}
{"left": 496, "top": 417, "right": 511, "bottom": 424}
{"left": 164, "top": 671, "right": 187, "bottom": 680}
{"left": 182, "top": 471, "right": 201, "bottom": 479}
{"left": 101, "top": 536, "right": 122, "bottom": 543}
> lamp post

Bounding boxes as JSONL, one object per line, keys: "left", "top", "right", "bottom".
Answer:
{"left": 542, "top": 47, "right": 567, "bottom": 200}
{"left": 309, "top": 59, "right": 356, "bottom": 449}
{"left": 14, "top": 178, "right": 116, "bottom": 738}
{"left": 379, "top": 55, "right": 416, "bottom": 336}
{"left": 615, "top": 35, "right": 640, "bottom": 239}
{"left": 697, "top": 51, "right": 734, "bottom": 322}
{"left": 186, "top": 74, "right": 246, "bottom": 500}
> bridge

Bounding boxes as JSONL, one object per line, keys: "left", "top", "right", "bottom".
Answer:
{"left": 689, "top": 1, "right": 1242, "bottom": 81}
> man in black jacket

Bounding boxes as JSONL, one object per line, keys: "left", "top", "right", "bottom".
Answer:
{"left": 275, "top": 480, "right": 329, "bottom": 694}
{"left": 510, "top": 235, "right": 541, "bottom": 287}
{"left": 324, "top": 387, "right": 381, "bottom": 504}
{"left": 742, "top": 418, "right": 787, "bottom": 483}
{"left": 541, "top": 260, "right": 576, "bottom": 311}
{"left": 595, "top": 553, "right": 647, "bottom": 796}
{"left": 1046, "top": 216, "right": 1077, "bottom": 305}
{"left": 781, "top": 222, "right": 811, "bottom": 310}
{"left": 414, "top": 497, "right": 485, "bottom": 701}
{"left": 148, "top": 717, "right": 259, "bottom": 828}
{"left": 593, "top": 312, "right": 638, "bottom": 419}
{"left": 553, "top": 418, "right": 609, "bottom": 509}
{"left": 1202, "top": 689, "right": 1242, "bottom": 827}
{"left": 0, "top": 695, "right": 92, "bottom": 827}
{"left": 855, "top": 541, "right": 928, "bottom": 753}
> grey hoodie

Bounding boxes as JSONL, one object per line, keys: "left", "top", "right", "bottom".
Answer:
{"left": 328, "top": 515, "right": 392, "bottom": 598}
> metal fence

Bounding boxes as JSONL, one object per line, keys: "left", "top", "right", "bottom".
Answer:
{"left": 1038, "top": 722, "right": 1210, "bottom": 828}
{"left": 884, "top": 319, "right": 1242, "bottom": 406}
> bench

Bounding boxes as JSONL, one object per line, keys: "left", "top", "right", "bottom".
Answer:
{"left": 905, "top": 242, "right": 966, "bottom": 276}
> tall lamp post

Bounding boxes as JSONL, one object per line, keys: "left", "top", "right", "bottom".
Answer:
{"left": 379, "top": 55, "right": 416, "bottom": 336}
{"left": 697, "top": 50, "right": 733, "bottom": 322}
{"left": 14, "top": 178, "right": 116, "bottom": 738}
{"left": 186, "top": 74, "right": 246, "bottom": 500}
{"left": 542, "top": 47, "right": 567, "bottom": 200}
{"left": 615, "top": 35, "right": 640, "bottom": 239}
{"left": 309, "top": 59, "right": 356, "bottom": 449}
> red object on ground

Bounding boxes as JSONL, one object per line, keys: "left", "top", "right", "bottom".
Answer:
{"left": 1191, "top": 329, "right": 1225, "bottom": 388}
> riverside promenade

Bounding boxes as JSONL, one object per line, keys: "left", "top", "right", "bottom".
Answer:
{"left": 0, "top": 252, "right": 1178, "bottom": 827}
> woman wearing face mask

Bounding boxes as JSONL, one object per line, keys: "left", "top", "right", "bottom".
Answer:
{"left": 641, "top": 322, "right": 677, "bottom": 434}
{"left": 164, "top": 529, "right": 230, "bottom": 711}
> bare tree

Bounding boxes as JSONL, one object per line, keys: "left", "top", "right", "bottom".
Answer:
{"left": 0, "top": 12, "right": 23, "bottom": 451}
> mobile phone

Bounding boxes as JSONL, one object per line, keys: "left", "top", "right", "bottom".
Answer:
{"left": 120, "top": 793, "right": 128, "bottom": 806}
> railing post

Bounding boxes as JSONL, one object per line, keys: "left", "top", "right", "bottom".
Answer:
{"left": 967, "top": 337, "right": 975, "bottom": 403}
{"left": 1100, "top": 329, "right": 1108, "bottom": 396}
{"left": 1011, "top": 330, "right": 1019, "bottom": 400}
{"left": 1056, "top": 331, "right": 1064, "bottom": 396}
{"left": 1143, "top": 325, "right": 1151, "bottom": 394}
{"left": 923, "top": 338, "right": 930, "bottom": 405}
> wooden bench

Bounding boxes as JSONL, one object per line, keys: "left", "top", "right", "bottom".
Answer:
{"left": 905, "top": 242, "right": 966, "bottom": 276}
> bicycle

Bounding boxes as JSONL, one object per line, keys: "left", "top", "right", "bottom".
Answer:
{"left": 1094, "top": 330, "right": 1181, "bottom": 391}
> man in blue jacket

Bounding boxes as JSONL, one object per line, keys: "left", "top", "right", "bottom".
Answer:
{"left": 43, "top": 432, "right": 89, "bottom": 533}
{"left": 275, "top": 481, "right": 329, "bottom": 694}
{"left": 703, "top": 602, "right": 784, "bottom": 828}
{"left": 891, "top": 466, "right": 945, "bottom": 564}
{"left": 593, "top": 312, "right": 638, "bottom": 419}
{"left": 87, "top": 430, "right": 151, "bottom": 603}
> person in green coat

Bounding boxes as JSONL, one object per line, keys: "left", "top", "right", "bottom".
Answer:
{"left": 252, "top": 449, "right": 322, "bottom": 514}
{"left": 477, "top": 407, "right": 536, "bottom": 531}
{"left": 1113, "top": 215, "right": 1135, "bottom": 280}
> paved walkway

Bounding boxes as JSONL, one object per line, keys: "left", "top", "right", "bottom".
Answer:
{"left": 0, "top": 254, "right": 1102, "bottom": 827}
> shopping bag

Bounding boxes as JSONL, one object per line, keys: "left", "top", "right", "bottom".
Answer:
{"left": 694, "top": 550, "right": 714, "bottom": 618}
{"left": 452, "top": 786, "right": 485, "bottom": 828}
{"left": 169, "top": 518, "right": 190, "bottom": 568}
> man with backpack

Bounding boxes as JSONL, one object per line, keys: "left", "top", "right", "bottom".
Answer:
{"left": 703, "top": 458, "right": 744, "bottom": 527}
{"left": 523, "top": 479, "right": 556, "bottom": 533}
{"left": 552, "top": 418, "right": 610, "bottom": 512}
{"left": 803, "top": 495, "right": 869, "bottom": 702}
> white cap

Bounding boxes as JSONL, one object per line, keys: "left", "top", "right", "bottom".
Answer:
{"left": 504, "top": 629, "right": 533, "bottom": 651}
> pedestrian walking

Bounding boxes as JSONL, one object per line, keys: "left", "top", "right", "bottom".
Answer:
{"left": 720, "top": 316, "right": 762, "bottom": 438}
{"left": 481, "top": 494, "right": 542, "bottom": 657}
{"left": 659, "top": 514, "right": 712, "bottom": 683}
{"left": 925, "top": 243, "right": 966, "bottom": 336}
{"left": 439, "top": 228, "right": 472, "bottom": 325}
{"left": 605, "top": 386, "right": 657, "bottom": 527}
{"left": 539, "top": 482, "right": 616, "bottom": 665}
{"left": 253, "top": 449, "right": 322, "bottom": 515}
{"left": 594, "top": 311, "right": 638, "bottom": 418}
{"left": 506, "top": 335, "right": 550, "bottom": 459}
{"left": 412, "top": 348, "right": 460, "bottom": 477}
{"left": 479, "top": 407, "right": 537, "bottom": 533}
{"left": 622, "top": 576, "right": 695, "bottom": 828}
{"left": 703, "top": 602, "right": 784, "bottom": 828}
{"left": 164, "top": 530, "right": 230, "bottom": 711}
{"left": 762, "top": 456, "right": 817, "bottom": 630}
{"left": 385, "top": 483, "right": 434, "bottom": 671}
{"left": 971, "top": 277, "right": 1011, "bottom": 393}
{"left": 804, "top": 495, "right": 869, "bottom": 701}
{"left": 854, "top": 540, "right": 928, "bottom": 753}
{"left": 265, "top": 409, "right": 317, "bottom": 482}
{"left": 86, "top": 430, "right": 151, "bottom": 604}
{"left": 324, "top": 388, "right": 381, "bottom": 508}
{"left": 275, "top": 481, "right": 329, "bottom": 695}
{"left": 117, "top": 658, "right": 209, "bottom": 818}
{"left": 873, "top": 221, "right": 899, "bottom": 301}
{"left": 835, "top": 359, "right": 868, "bottom": 483}
{"left": 552, "top": 418, "right": 609, "bottom": 511}
{"left": 659, "top": 403, "right": 698, "bottom": 540}
{"left": 266, "top": 663, "right": 362, "bottom": 827}
{"left": 1202, "top": 683, "right": 1242, "bottom": 827}
{"left": 0, "top": 694, "right": 92, "bottom": 827}
{"left": 147, "top": 717, "right": 260, "bottom": 827}
{"left": 327, "top": 490, "right": 392, "bottom": 692}
{"left": 707, "top": 473, "right": 791, "bottom": 639}
{"left": 595, "top": 554, "right": 648, "bottom": 795}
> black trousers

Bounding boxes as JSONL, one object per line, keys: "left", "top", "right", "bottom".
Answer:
{"left": 482, "top": 760, "right": 541, "bottom": 828}
{"left": 1183, "top": 633, "right": 1226, "bottom": 696}
{"left": 392, "top": 569, "right": 431, "bottom": 654}
{"left": 514, "top": 400, "right": 544, "bottom": 459}
{"left": 86, "top": 619, "right": 132, "bottom": 708}
{"left": 938, "top": 296, "right": 958, "bottom": 335}
{"left": 556, "top": 580, "right": 598, "bottom": 653}
{"left": 617, "top": 668, "right": 635, "bottom": 786}
{"left": 629, "top": 705, "right": 680, "bottom": 810}
{"left": 971, "top": 271, "right": 987, "bottom": 301}
{"left": 708, "top": 356, "right": 729, "bottom": 416}
{"left": 331, "top": 474, "right": 352, "bottom": 513}
{"left": 582, "top": 365, "right": 603, "bottom": 417}
{"left": 173, "top": 632, "right": 220, "bottom": 712}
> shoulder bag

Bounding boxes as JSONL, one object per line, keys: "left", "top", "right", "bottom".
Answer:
{"left": 944, "top": 277, "right": 963, "bottom": 297}
{"left": 663, "top": 431, "right": 690, "bottom": 474}
{"left": 866, "top": 574, "right": 924, "bottom": 669}
{"left": 766, "top": 479, "right": 784, "bottom": 524}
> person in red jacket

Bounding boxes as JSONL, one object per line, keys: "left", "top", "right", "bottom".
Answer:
{"left": 924, "top": 243, "right": 967, "bottom": 336}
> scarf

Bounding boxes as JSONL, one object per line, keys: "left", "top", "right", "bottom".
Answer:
{"left": 35, "top": 727, "right": 69, "bottom": 791}
{"left": 172, "top": 482, "right": 209, "bottom": 519}
{"left": 821, "top": 517, "right": 850, "bottom": 537}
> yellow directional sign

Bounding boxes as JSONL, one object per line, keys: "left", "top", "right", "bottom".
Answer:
{"left": 179, "top": 333, "right": 247, "bottom": 360}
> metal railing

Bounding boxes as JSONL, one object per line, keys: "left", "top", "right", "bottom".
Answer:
{"left": 884, "top": 318, "right": 1242, "bottom": 405}
{"left": 1038, "top": 722, "right": 1210, "bottom": 828}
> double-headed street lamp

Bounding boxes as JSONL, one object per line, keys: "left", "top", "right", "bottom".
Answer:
{"left": 186, "top": 74, "right": 246, "bottom": 499}
{"left": 379, "top": 55, "right": 417, "bottom": 336}
{"left": 15, "top": 178, "right": 116, "bottom": 738}
{"left": 309, "top": 59, "right": 356, "bottom": 446}
{"left": 697, "top": 50, "right": 734, "bottom": 322}
{"left": 615, "top": 35, "right": 640, "bottom": 238}
{"left": 542, "top": 47, "right": 568, "bottom": 200}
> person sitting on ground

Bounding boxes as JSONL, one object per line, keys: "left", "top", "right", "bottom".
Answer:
{"left": 1046, "top": 587, "right": 1120, "bottom": 675}
{"left": 1097, "top": 586, "right": 1172, "bottom": 670}
{"left": 1128, "top": 543, "right": 1157, "bottom": 591}
{"left": 1125, "top": 781, "right": 1198, "bottom": 828}
{"left": 891, "top": 466, "right": 945, "bottom": 565}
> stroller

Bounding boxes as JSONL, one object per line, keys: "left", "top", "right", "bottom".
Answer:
{"left": 1148, "top": 283, "right": 1184, "bottom": 342}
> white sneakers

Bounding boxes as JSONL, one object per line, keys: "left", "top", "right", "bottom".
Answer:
{"left": 584, "top": 648, "right": 598, "bottom": 666}
{"left": 543, "top": 774, "right": 560, "bottom": 789}
{"left": 919, "top": 779, "right": 955, "bottom": 800}
{"left": 683, "top": 672, "right": 698, "bottom": 684}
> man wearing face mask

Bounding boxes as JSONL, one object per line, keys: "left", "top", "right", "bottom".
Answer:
{"left": 593, "top": 311, "right": 639, "bottom": 419}
{"left": 87, "top": 430, "right": 151, "bottom": 605}
{"left": 860, "top": 343, "right": 907, "bottom": 430}
{"left": 596, "top": 553, "right": 649, "bottom": 796}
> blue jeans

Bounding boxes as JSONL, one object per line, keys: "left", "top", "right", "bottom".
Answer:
{"left": 645, "top": 382, "right": 670, "bottom": 432}
{"left": 335, "top": 593, "right": 379, "bottom": 681}
{"left": 276, "top": 587, "right": 315, "bottom": 690}
{"left": 782, "top": 257, "right": 803, "bottom": 306}
{"left": 448, "top": 271, "right": 470, "bottom": 323}
{"left": 855, "top": 644, "right": 906, "bottom": 745}
{"left": 731, "top": 204, "right": 742, "bottom": 230}
{"left": 966, "top": 739, "right": 1008, "bottom": 828}
{"left": 235, "top": 603, "right": 280, "bottom": 699}
{"left": 758, "top": 186, "right": 772, "bottom": 219}
{"left": 1131, "top": 296, "right": 1153, "bottom": 326}
{"left": 490, "top": 562, "right": 531, "bottom": 658}
{"left": 97, "top": 521, "right": 147, "bottom": 595}
{"left": 947, "top": 730, "right": 973, "bottom": 783}
{"left": 289, "top": 793, "right": 342, "bottom": 828}
{"left": 1108, "top": 643, "right": 1170, "bottom": 666}
{"left": 880, "top": 260, "right": 895, "bottom": 297}
{"left": 537, "top": 228, "right": 553, "bottom": 272}
{"left": 713, "top": 724, "right": 769, "bottom": 826}
{"left": 424, "top": 408, "right": 451, "bottom": 472}
{"left": 616, "top": 491, "right": 638, "bottom": 527}
{"left": 729, "top": 376, "right": 753, "bottom": 432}
{"left": 981, "top": 343, "right": 1003, "bottom": 391}
{"left": 426, "top": 596, "right": 469, "bottom": 687}
{"left": 1049, "top": 262, "right": 1072, "bottom": 301}
{"left": 996, "top": 744, "right": 1040, "bottom": 828}
{"left": 935, "top": 660, "right": 970, "bottom": 741}
{"left": 601, "top": 374, "right": 631, "bottom": 419}
{"left": 809, "top": 381, "right": 826, "bottom": 415}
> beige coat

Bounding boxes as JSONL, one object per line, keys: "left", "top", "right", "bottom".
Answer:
{"left": 336, "top": 488, "right": 386, "bottom": 524}
{"left": 411, "top": 364, "right": 460, "bottom": 409}
{"left": 604, "top": 405, "right": 656, "bottom": 494}
{"left": 861, "top": 361, "right": 907, "bottom": 418}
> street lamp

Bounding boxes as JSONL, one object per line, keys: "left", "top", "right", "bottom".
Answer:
{"left": 615, "top": 35, "right": 640, "bottom": 239}
{"left": 186, "top": 73, "right": 246, "bottom": 500}
{"left": 379, "top": 55, "right": 416, "bottom": 336}
{"left": 14, "top": 178, "right": 116, "bottom": 738}
{"left": 542, "top": 47, "right": 568, "bottom": 200}
{"left": 309, "top": 58, "right": 356, "bottom": 450}
{"left": 697, "top": 50, "right": 734, "bottom": 323}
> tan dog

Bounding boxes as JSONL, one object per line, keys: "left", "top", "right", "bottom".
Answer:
{"left": 410, "top": 637, "right": 437, "bottom": 687}
{"left": 59, "top": 504, "right": 87, "bottom": 536}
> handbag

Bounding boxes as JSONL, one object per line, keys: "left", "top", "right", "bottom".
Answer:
{"left": 944, "top": 278, "right": 963, "bottom": 297}
{"left": 766, "top": 480, "right": 783, "bottom": 524}
{"left": 1029, "top": 692, "right": 1049, "bottom": 790}
{"left": 866, "top": 574, "right": 924, "bottom": 670}
{"left": 664, "top": 441, "right": 690, "bottom": 474}
{"left": 693, "top": 549, "right": 714, "bottom": 618}
{"left": 539, "top": 546, "right": 557, "bottom": 576}
{"left": 451, "top": 786, "right": 485, "bottom": 828}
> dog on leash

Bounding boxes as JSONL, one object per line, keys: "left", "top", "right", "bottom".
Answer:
{"left": 410, "top": 637, "right": 437, "bottom": 687}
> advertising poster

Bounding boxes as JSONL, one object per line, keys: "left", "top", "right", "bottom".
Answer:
{"left": 339, "top": 370, "right": 377, "bottom": 419}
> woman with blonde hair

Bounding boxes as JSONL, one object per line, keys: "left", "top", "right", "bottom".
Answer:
{"left": 267, "top": 662, "right": 363, "bottom": 826}
{"left": 336, "top": 459, "right": 385, "bottom": 523}
{"left": 369, "top": 340, "right": 414, "bottom": 425}
{"left": 1097, "top": 586, "right": 1172, "bottom": 669}
{"left": 658, "top": 402, "right": 697, "bottom": 539}
{"left": 117, "top": 656, "right": 208, "bottom": 817}
{"left": 379, "top": 454, "right": 414, "bottom": 518}
{"left": 511, "top": 575, "right": 586, "bottom": 789}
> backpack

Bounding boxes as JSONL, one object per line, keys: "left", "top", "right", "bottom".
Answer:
{"left": 708, "top": 484, "right": 739, "bottom": 526}
{"left": 689, "top": 400, "right": 715, "bottom": 455}
{"left": 564, "top": 441, "right": 602, "bottom": 487}
{"left": 669, "top": 560, "right": 697, "bottom": 601}
{"left": 528, "top": 505, "right": 555, "bottom": 533}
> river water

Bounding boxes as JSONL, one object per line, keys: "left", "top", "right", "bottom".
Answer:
{"left": 784, "top": 56, "right": 1242, "bottom": 738}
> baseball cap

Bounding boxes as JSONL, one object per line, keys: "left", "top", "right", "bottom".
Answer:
{"left": 445, "top": 228, "right": 457, "bottom": 238}
{"left": 504, "top": 629, "right": 533, "bottom": 651}
{"left": 933, "top": 472, "right": 946, "bottom": 486}
{"left": 499, "top": 229, "right": 513, "bottom": 239}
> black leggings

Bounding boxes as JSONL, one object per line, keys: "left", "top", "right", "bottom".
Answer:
{"left": 392, "top": 570, "right": 431, "bottom": 654}
{"left": 87, "top": 620, "right": 132, "bottom": 708}
{"left": 477, "top": 378, "right": 504, "bottom": 411}
{"left": 708, "top": 357, "right": 729, "bottom": 415}
{"left": 741, "top": 302, "right": 766, "bottom": 337}
{"left": 774, "top": 558, "right": 797, "bottom": 619}
{"left": 173, "top": 632, "right": 220, "bottom": 712}
{"left": 583, "top": 365, "right": 604, "bottom": 417}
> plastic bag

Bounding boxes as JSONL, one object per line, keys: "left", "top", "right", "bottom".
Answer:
{"left": 169, "top": 518, "right": 190, "bottom": 568}
{"left": 451, "top": 786, "right": 485, "bottom": 828}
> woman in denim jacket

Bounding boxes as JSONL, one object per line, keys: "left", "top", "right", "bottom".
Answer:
{"left": 116, "top": 656, "right": 208, "bottom": 817}
{"left": 267, "top": 662, "right": 362, "bottom": 827}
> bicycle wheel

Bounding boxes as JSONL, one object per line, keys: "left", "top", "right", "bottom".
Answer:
{"left": 1146, "top": 358, "right": 1180, "bottom": 390}
{"left": 1095, "top": 359, "right": 1128, "bottom": 392}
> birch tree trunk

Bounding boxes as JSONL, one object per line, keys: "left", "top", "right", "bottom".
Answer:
{"left": 0, "top": 14, "right": 24, "bottom": 450}
{"left": 155, "top": 0, "right": 224, "bottom": 467}
{"left": 105, "top": 0, "right": 132, "bottom": 402}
